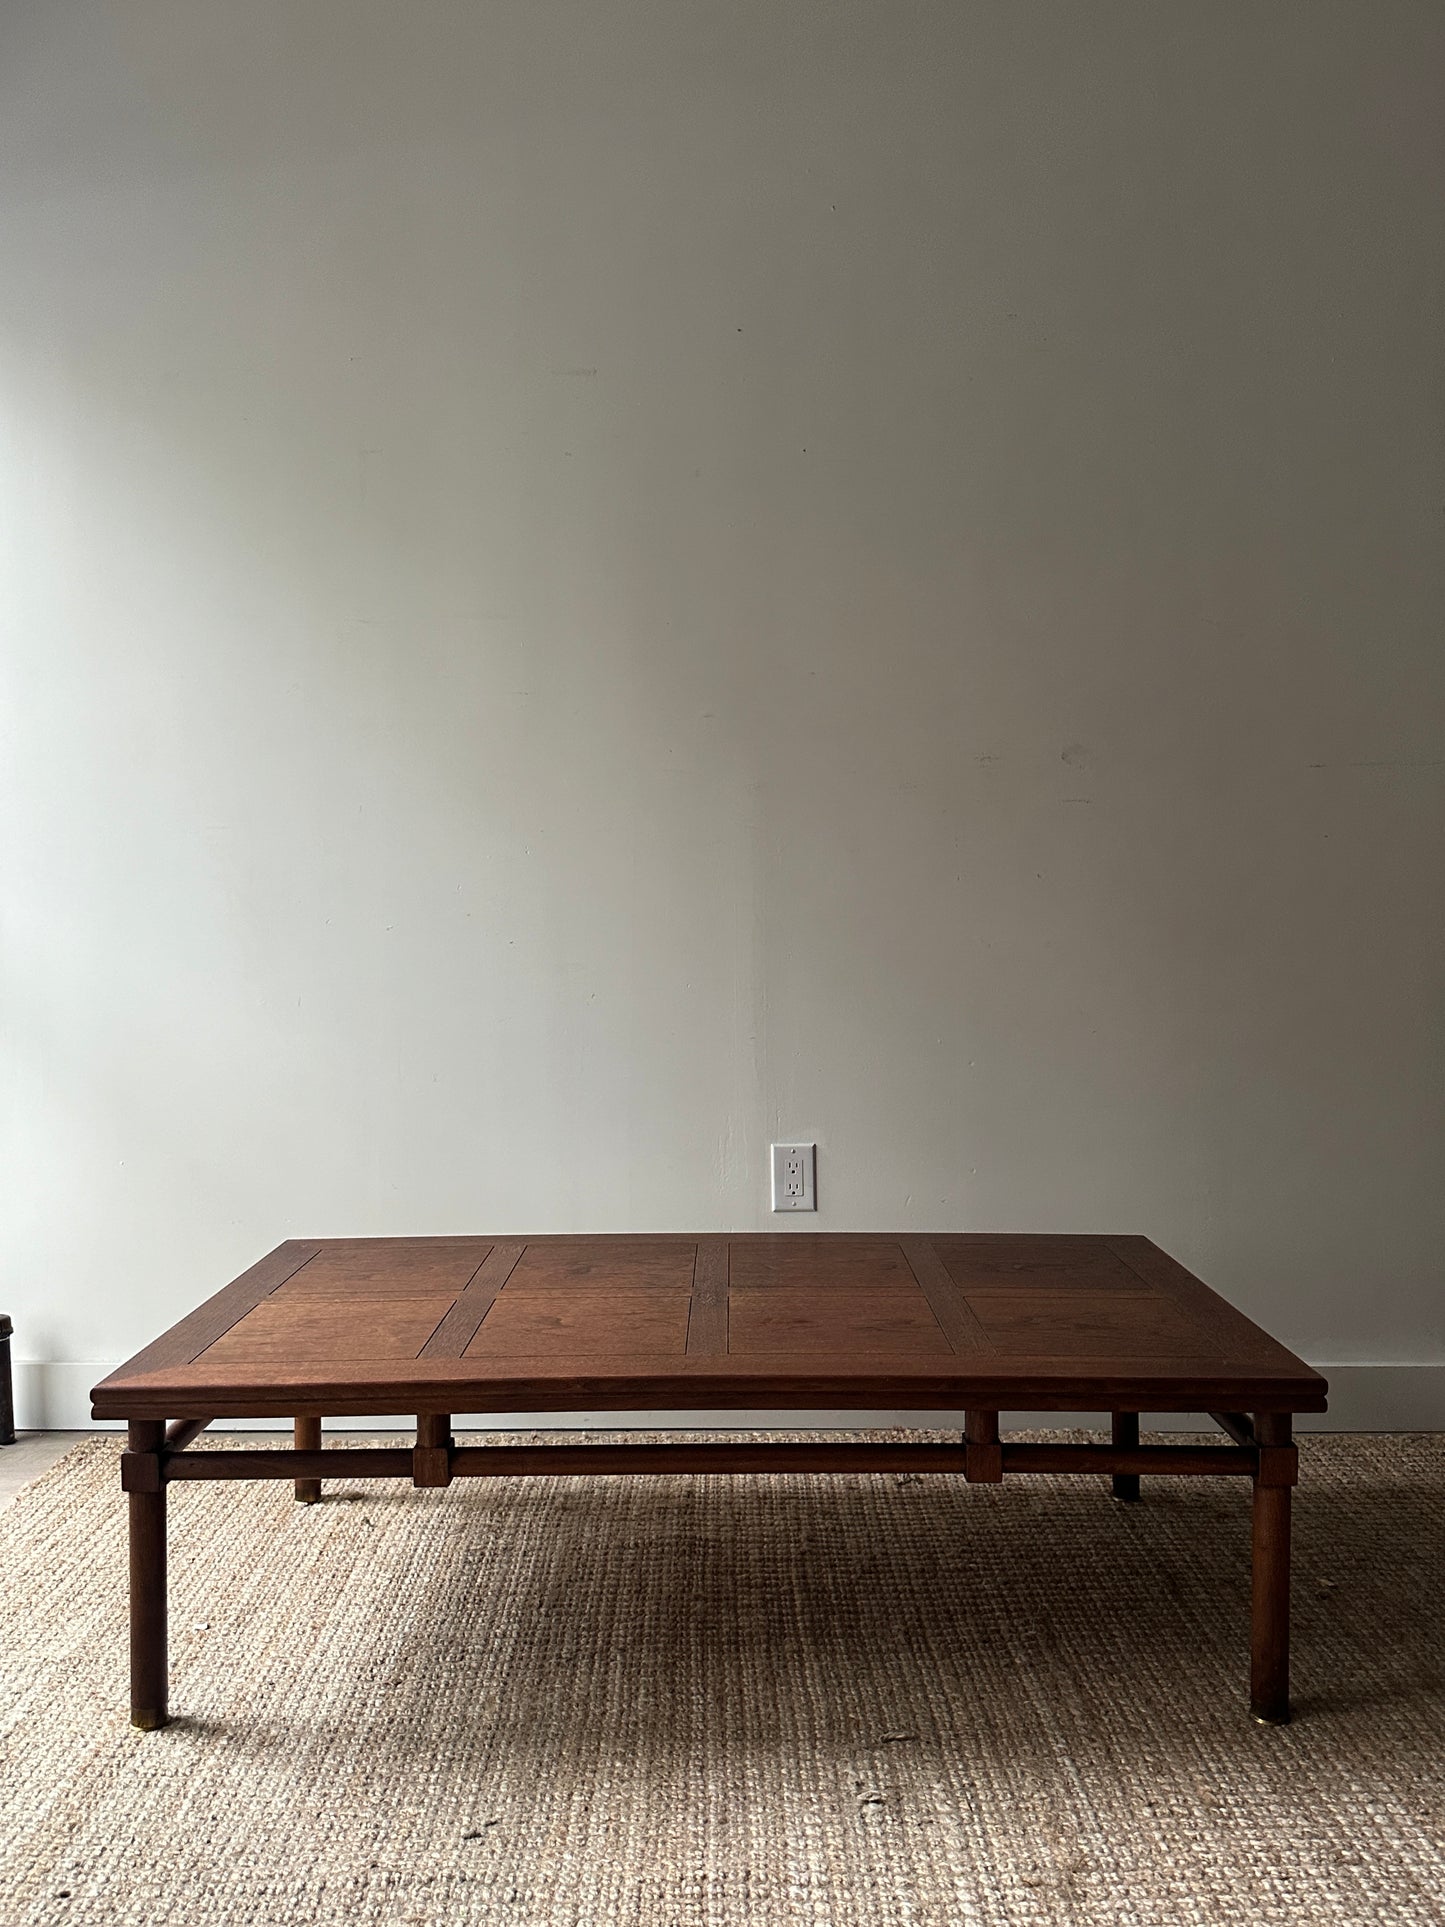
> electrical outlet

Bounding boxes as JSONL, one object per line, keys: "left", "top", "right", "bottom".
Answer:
{"left": 771, "top": 1142, "right": 816, "bottom": 1212}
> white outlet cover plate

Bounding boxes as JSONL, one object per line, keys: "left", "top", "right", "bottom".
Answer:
{"left": 771, "top": 1142, "right": 816, "bottom": 1212}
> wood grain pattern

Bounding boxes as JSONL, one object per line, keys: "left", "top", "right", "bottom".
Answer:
{"left": 962, "top": 1287, "right": 1221, "bottom": 1361}
{"left": 465, "top": 1289, "right": 691, "bottom": 1357}
{"left": 420, "top": 1241, "right": 526, "bottom": 1359}
{"left": 200, "top": 1296, "right": 455, "bottom": 1364}
{"left": 91, "top": 1233, "right": 1329, "bottom": 1421}
{"left": 728, "top": 1237, "right": 916, "bottom": 1293}
{"left": 500, "top": 1240, "right": 697, "bottom": 1292}
{"left": 275, "top": 1238, "right": 492, "bottom": 1297}
{"left": 727, "top": 1286, "right": 952, "bottom": 1357}
{"left": 96, "top": 1240, "right": 322, "bottom": 1386}
{"left": 686, "top": 1238, "right": 728, "bottom": 1355}
{"left": 901, "top": 1239, "right": 997, "bottom": 1355}
{"left": 934, "top": 1235, "right": 1153, "bottom": 1293}
{"left": 1105, "top": 1236, "right": 1311, "bottom": 1370}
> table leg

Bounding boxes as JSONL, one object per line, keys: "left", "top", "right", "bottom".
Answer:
{"left": 294, "top": 1416, "right": 322, "bottom": 1503}
{"left": 413, "top": 1413, "right": 454, "bottom": 1487}
{"left": 128, "top": 1420, "right": 168, "bottom": 1730}
{"left": 1111, "top": 1411, "right": 1141, "bottom": 1502}
{"left": 964, "top": 1410, "right": 1003, "bottom": 1483}
{"left": 1250, "top": 1413, "right": 1294, "bottom": 1725}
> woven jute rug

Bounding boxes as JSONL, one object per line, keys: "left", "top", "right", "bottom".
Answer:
{"left": 1, "top": 1433, "right": 1442, "bottom": 1926}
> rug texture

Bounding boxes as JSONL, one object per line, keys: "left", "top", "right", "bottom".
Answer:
{"left": 0, "top": 1432, "right": 1442, "bottom": 1926}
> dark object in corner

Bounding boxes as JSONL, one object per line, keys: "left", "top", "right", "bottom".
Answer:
{"left": 0, "top": 1314, "right": 14, "bottom": 1446}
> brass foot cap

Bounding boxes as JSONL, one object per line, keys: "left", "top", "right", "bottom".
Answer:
{"left": 130, "top": 1710, "right": 169, "bottom": 1732}
{"left": 1251, "top": 1707, "right": 1291, "bottom": 1727}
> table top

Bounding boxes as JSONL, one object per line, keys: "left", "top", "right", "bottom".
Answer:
{"left": 90, "top": 1233, "right": 1327, "bottom": 1421}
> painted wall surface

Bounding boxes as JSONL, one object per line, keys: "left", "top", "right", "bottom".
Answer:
{"left": 2, "top": 2, "right": 1442, "bottom": 1426}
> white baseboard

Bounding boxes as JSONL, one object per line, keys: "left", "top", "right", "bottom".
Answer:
{"left": 12, "top": 1359, "right": 1445, "bottom": 1434}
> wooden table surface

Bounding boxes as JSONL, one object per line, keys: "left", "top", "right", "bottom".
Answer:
{"left": 91, "top": 1233, "right": 1327, "bottom": 1421}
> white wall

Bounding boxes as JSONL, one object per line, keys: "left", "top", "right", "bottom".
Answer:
{"left": 2, "top": 1, "right": 1442, "bottom": 1428}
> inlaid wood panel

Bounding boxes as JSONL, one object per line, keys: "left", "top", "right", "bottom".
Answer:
{"left": 92, "top": 1233, "right": 1330, "bottom": 1420}
{"left": 964, "top": 1288, "right": 1220, "bottom": 1360}
{"left": 728, "top": 1287, "right": 951, "bottom": 1357}
{"left": 498, "top": 1240, "right": 697, "bottom": 1293}
{"left": 1104, "top": 1236, "right": 1315, "bottom": 1370}
{"left": 198, "top": 1296, "right": 455, "bottom": 1364}
{"left": 933, "top": 1236, "right": 1152, "bottom": 1294}
{"left": 465, "top": 1289, "right": 691, "bottom": 1356}
{"left": 276, "top": 1239, "right": 491, "bottom": 1297}
{"left": 105, "top": 1240, "right": 322, "bottom": 1374}
{"left": 728, "top": 1237, "right": 916, "bottom": 1293}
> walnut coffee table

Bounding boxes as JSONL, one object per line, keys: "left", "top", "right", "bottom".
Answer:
{"left": 92, "top": 1233, "right": 1327, "bottom": 1731}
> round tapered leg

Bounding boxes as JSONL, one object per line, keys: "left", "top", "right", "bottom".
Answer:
{"left": 1250, "top": 1415, "right": 1293, "bottom": 1724}
{"left": 294, "top": 1416, "right": 322, "bottom": 1503}
{"left": 128, "top": 1422, "right": 169, "bottom": 1730}
{"left": 1111, "top": 1411, "right": 1141, "bottom": 1502}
